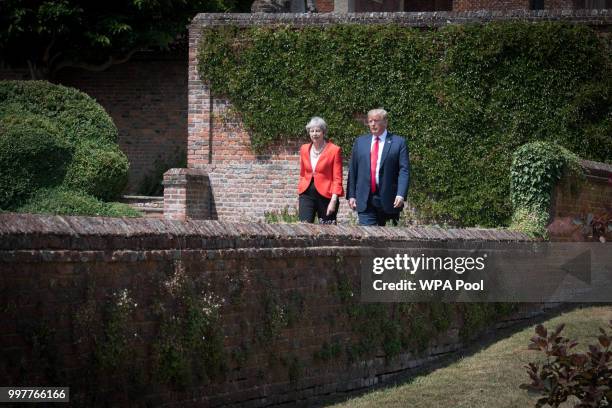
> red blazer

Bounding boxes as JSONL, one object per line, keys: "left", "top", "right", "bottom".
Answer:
{"left": 298, "top": 142, "right": 344, "bottom": 199}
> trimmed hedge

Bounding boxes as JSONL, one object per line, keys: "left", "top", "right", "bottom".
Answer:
{"left": 198, "top": 22, "right": 612, "bottom": 227}
{"left": 64, "top": 140, "right": 129, "bottom": 202}
{"left": 0, "top": 80, "right": 130, "bottom": 212}
{"left": 0, "top": 113, "right": 72, "bottom": 209}
{"left": 18, "top": 187, "right": 141, "bottom": 217}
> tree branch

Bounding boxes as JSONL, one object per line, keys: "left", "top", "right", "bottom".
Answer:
{"left": 52, "top": 48, "right": 140, "bottom": 76}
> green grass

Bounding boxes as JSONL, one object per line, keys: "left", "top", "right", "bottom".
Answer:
{"left": 329, "top": 306, "right": 612, "bottom": 408}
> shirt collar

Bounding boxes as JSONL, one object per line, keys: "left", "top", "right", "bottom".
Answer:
{"left": 373, "top": 130, "right": 388, "bottom": 142}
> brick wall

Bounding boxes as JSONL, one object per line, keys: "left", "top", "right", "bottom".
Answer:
{"left": 548, "top": 160, "right": 612, "bottom": 241}
{"left": 0, "top": 213, "right": 536, "bottom": 406}
{"left": 315, "top": 0, "right": 335, "bottom": 11}
{"left": 54, "top": 53, "right": 188, "bottom": 193}
{"left": 454, "top": 0, "right": 529, "bottom": 10}
{"left": 1, "top": 52, "right": 188, "bottom": 194}
{"left": 183, "top": 11, "right": 612, "bottom": 224}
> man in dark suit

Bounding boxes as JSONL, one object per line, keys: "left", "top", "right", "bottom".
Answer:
{"left": 347, "top": 108, "right": 410, "bottom": 226}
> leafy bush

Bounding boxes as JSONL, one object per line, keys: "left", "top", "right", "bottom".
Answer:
{"left": 0, "top": 80, "right": 129, "bottom": 207}
{"left": 522, "top": 321, "right": 612, "bottom": 407}
{"left": 0, "top": 80, "right": 117, "bottom": 144}
{"left": 510, "top": 142, "right": 583, "bottom": 238}
{"left": 64, "top": 140, "right": 129, "bottom": 202}
{"left": 17, "top": 187, "right": 141, "bottom": 217}
{"left": 0, "top": 113, "right": 72, "bottom": 209}
{"left": 198, "top": 22, "right": 612, "bottom": 227}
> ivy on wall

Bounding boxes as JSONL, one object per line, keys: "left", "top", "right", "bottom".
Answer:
{"left": 510, "top": 141, "right": 583, "bottom": 238}
{"left": 198, "top": 22, "right": 612, "bottom": 227}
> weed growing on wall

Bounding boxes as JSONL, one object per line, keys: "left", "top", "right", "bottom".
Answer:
{"left": 152, "top": 260, "right": 227, "bottom": 388}
{"left": 198, "top": 22, "right": 612, "bottom": 227}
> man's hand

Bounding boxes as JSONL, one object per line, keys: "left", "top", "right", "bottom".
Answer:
{"left": 348, "top": 198, "right": 357, "bottom": 210}
{"left": 393, "top": 196, "right": 404, "bottom": 208}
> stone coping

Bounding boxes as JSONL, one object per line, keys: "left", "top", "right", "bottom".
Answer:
{"left": 191, "top": 9, "right": 612, "bottom": 28}
{"left": 581, "top": 159, "right": 612, "bottom": 179}
{"left": 0, "top": 213, "right": 531, "bottom": 251}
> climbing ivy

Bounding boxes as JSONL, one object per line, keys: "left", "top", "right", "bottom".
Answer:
{"left": 198, "top": 22, "right": 611, "bottom": 227}
{"left": 510, "top": 141, "right": 583, "bottom": 238}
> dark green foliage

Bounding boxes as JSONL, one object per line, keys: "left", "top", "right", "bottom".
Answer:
{"left": 510, "top": 141, "right": 582, "bottom": 238}
{"left": 0, "top": 80, "right": 131, "bottom": 213}
{"left": 0, "top": 0, "right": 252, "bottom": 79}
{"left": 460, "top": 303, "right": 517, "bottom": 339}
{"left": 0, "top": 81, "right": 117, "bottom": 144}
{"left": 64, "top": 140, "right": 129, "bottom": 202}
{"left": 522, "top": 321, "right": 612, "bottom": 407}
{"left": 17, "top": 187, "right": 141, "bottom": 217}
{"left": 199, "top": 22, "right": 612, "bottom": 227}
{"left": 0, "top": 113, "right": 72, "bottom": 209}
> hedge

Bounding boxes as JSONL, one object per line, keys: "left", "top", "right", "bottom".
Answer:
{"left": 198, "top": 22, "right": 612, "bottom": 227}
{"left": 18, "top": 187, "right": 141, "bottom": 218}
{"left": 0, "top": 80, "right": 130, "bottom": 211}
{"left": 0, "top": 113, "right": 72, "bottom": 209}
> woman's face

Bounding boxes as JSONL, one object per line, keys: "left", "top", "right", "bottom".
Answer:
{"left": 309, "top": 126, "right": 325, "bottom": 144}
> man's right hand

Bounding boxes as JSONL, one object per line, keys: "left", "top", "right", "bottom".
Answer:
{"left": 348, "top": 198, "right": 357, "bottom": 210}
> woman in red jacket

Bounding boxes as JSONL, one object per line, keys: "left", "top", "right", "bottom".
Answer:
{"left": 297, "top": 117, "right": 344, "bottom": 224}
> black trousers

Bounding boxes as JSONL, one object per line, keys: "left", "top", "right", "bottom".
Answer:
{"left": 299, "top": 180, "right": 337, "bottom": 224}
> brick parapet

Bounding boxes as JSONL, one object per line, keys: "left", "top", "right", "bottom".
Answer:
{"left": 192, "top": 9, "right": 612, "bottom": 28}
{"left": 0, "top": 213, "right": 532, "bottom": 252}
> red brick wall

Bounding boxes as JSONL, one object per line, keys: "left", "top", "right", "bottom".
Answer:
{"left": 315, "top": 0, "right": 335, "bottom": 11}
{"left": 548, "top": 160, "right": 612, "bottom": 242}
{"left": 0, "top": 213, "right": 535, "bottom": 406}
{"left": 454, "top": 0, "right": 529, "bottom": 11}
{"left": 1, "top": 52, "right": 188, "bottom": 195}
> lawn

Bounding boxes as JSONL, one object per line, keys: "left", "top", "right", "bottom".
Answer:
{"left": 329, "top": 306, "right": 612, "bottom": 408}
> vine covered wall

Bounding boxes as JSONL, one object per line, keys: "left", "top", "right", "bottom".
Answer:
{"left": 193, "top": 14, "right": 611, "bottom": 227}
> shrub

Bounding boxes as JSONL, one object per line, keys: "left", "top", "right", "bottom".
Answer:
{"left": 0, "top": 113, "right": 72, "bottom": 209}
{"left": 0, "top": 80, "right": 129, "bottom": 205}
{"left": 198, "top": 22, "right": 612, "bottom": 227}
{"left": 0, "top": 80, "right": 117, "bottom": 144}
{"left": 64, "top": 140, "right": 129, "bottom": 202}
{"left": 522, "top": 321, "right": 612, "bottom": 407}
{"left": 510, "top": 142, "right": 583, "bottom": 238}
{"left": 18, "top": 187, "right": 141, "bottom": 217}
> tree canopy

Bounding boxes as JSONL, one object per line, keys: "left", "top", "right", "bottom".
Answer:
{"left": 0, "top": 0, "right": 250, "bottom": 79}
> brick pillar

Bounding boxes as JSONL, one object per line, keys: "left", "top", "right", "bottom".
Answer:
{"left": 163, "top": 168, "right": 210, "bottom": 221}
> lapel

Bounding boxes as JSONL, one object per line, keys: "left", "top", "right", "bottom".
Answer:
{"left": 379, "top": 133, "right": 393, "bottom": 169}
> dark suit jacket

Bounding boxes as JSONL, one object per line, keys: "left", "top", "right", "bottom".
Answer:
{"left": 347, "top": 132, "right": 410, "bottom": 214}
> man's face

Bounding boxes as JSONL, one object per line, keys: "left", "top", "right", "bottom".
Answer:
{"left": 368, "top": 114, "right": 387, "bottom": 137}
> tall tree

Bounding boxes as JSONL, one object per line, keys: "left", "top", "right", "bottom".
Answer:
{"left": 0, "top": 0, "right": 250, "bottom": 79}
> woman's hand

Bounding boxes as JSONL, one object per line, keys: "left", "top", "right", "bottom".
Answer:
{"left": 326, "top": 195, "right": 338, "bottom": 216}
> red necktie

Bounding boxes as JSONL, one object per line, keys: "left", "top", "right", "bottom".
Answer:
{"left": 370, "top": 136, "right": 380, "bottom": 193}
